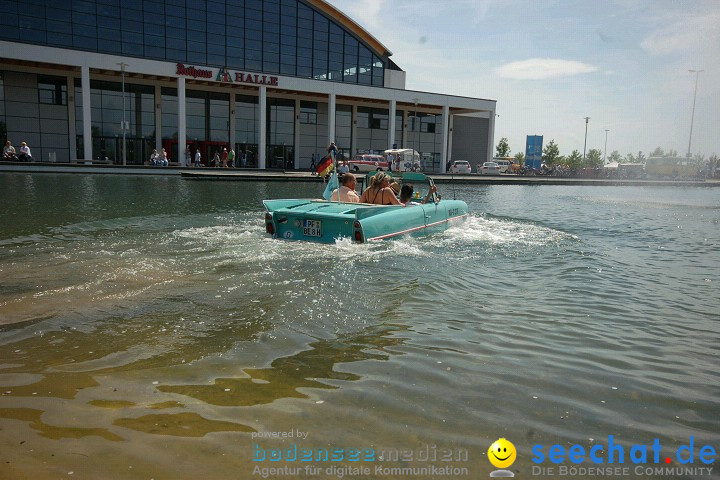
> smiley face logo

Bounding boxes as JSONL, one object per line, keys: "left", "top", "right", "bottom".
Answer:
{"left": 488, "top": 438, "right": 516, "bottom": 469}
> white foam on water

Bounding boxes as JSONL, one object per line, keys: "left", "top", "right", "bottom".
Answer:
{"left": 442, "top": 214, "right": 578, "bottom": 248}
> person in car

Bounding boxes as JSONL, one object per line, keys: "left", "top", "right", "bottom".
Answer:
{"left": 359, "top": 172, "right": 402, "bottom": 206}
{"left": 399, "top": 184, "right": 437, "bottom": 206}
{"left": 330, "top": 173, "right": 360, "bottom": 203}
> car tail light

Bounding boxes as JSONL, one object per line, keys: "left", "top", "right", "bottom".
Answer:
{"left": 265, "top": 213, "right": 275, "bottom": 235}
{"left": 353, "top": 220, "right": 363, "bottom": 243}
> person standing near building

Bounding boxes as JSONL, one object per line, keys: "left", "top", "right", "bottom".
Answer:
{"left": 241, "top": 150, "right": 247, "bottom": 168}
{"left": 310, "top": 153, "right": 316, "bottom": 174}
{"left": 221, "top": 148, "right": 229, "bottom": 168}
{"left": 327, "top": 141, "right": 338, "bottom": 160}
{"left": 194, "top": 148, "right": 202, "bottom": 167}
{"left": 185, "top": 146, "right": 191, "bottom": 167}
{"left": 228, "top": 147, "right": 235, "bottom": 168}
{"left": 18, "top": 142, "right": 33, "bottom": 162}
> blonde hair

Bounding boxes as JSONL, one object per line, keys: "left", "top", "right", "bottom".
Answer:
{"left": 370, "top": 172, "right": 388, "bottom": 188}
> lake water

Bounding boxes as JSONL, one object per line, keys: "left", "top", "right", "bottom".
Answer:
{"left": 0, "top": 173, "right": 718, "bottom": 479}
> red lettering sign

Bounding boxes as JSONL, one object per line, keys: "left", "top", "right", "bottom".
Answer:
{"left": 178, "top": 64, "right": 279, "bottom": 86}
{"left": 176, "top": 63, "right": 213, "bottom": 79}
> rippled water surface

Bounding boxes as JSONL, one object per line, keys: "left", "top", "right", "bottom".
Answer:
{"left": 0, "top": 173, "right": 718, "bottom": 479}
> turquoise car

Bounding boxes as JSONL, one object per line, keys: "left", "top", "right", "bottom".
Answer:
{"left": 263, "top": 172, "right": 468, "bottom": 243}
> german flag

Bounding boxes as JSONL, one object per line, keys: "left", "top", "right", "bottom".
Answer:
{"left": 316, "top": 155, "right": 334, "bottom": 176}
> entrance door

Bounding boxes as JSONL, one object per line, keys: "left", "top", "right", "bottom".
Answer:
{"left": 267, "top": 144, "right": 294, "bottom": 169}
{"left": 202, "top": 141, "right": 228, "bottom": 167}
{"left": 235, "top": 143, "right": 257, "bottom": 168}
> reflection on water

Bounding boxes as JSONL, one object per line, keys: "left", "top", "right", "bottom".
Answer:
{"left": 159, "top": 323, "right": 406, "bottom": 406}
{"left": 0, "top": 174, "right": 719, "bottom": 479}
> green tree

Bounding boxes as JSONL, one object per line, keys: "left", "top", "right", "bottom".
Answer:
{"left": 542, "top": 140, "right": 561, "bottom": 165}
{"left": 608, "top": 151, "right": 622, "bottom": 163}
{"left": 514, "top": 152, "right": 525, "bottom": 165}
{"left": 708, "top": 154, "right": 719, "bottom": 177}
{"left": 565, "top": 150, "right": 583, "bottom": 169}
{"left": 651, "top": 146, "right": 665, "bottom": 157}
{"left": 625, "top": 152, "right": 636, "bottom": 163}
{"left": 667, "top": 149, "right": 679, "bottom": 157}
{"left": 636, "top": 151, "right": 646, "bottom": 163}
{"left": 585, "top": 148, "right": 603, "bottom": 168}
{"left": 496, "top": 137, "right": 510, "bottom": 157}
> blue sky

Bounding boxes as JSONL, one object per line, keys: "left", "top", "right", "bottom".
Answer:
{"left": 326, "top": 0, "right": 720, "bottom": 159}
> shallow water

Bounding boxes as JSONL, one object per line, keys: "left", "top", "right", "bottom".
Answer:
{"left": 0, "top": 174, "right": 718, "bottom": 479}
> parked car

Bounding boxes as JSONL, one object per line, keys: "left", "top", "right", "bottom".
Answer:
{"left": 480, "top": 162, "right": 501, "bottom": 175}
{"left": 349, "top": 154, "right": 389, "bottom": 172}
{"left": 449, "top": 160, "right": 472, "bottom": 174}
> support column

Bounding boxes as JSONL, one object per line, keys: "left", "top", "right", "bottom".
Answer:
{"left": 327, "top": 93, "right": 336, "bottom": 146}
{"left": 350, "top": 104, "right": 357, "bottom": 156}
{"left": 229, "top": 93, "right": 236, "bottom": 155}
{"left": 401, "top": 110, "right": 408, "bottom": 149}
{"left": 294, "top": 98, "right": 301, "bottom": 169}
{"left": 258, "top": 85, "right": 267, "bottom": 169}
{"left": 177, "top": 77, "right": 186, "bottom": 167}
{"left": 154, "top": 85, "right": 162, "bottom": 153}
{"left": 67, "top": 76, "right": 77, "bottom": 162}
{"left": 81, "top": 66, "right": 92, "bottom": 162}
{"left": 388, "top": 99, "right": 396, "bottom": 150}
{"left": 447, "top": 114, "right": 454, "bottom": 170}
{"left": 441, "top": 105, "right": 450, "bottom": 173}
{"left": 487, "top": 110, "right": 496, "bottom": 165}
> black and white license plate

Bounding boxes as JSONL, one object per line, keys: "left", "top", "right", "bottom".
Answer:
{"left": 302, "top": 219, "right": 322, "bottom": 237}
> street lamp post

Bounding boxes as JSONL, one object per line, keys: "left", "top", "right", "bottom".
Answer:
{"left": 604, "top": 129, "right": 609, "bottom": 164}
{"left": 412, "top": 97, "right": 420, "bottom": 152}
{"left": 412, "top": 98, "right": 420, "bottom": 172}
{"left": 687, "top": 69, "right": 704, "bottom": 158}
{"left": 583, "top": 116, "right": 590, "bottom": 162}
{"left": 117, "top": 62, "right": 128, "bottom": 166}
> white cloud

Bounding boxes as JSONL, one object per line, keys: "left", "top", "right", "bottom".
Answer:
{"left": 640, "top": 11, "right": 720, "bottom": 57}
{"left": 494, "top": 58, "right": 599, "bottom": 80}
{"left": 329, "top": 0, "right": 384, "bottom": 31}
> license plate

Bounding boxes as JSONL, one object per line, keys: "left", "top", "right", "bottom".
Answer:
{"left": 302, "top": 219, "right": 322, "bottom": 237}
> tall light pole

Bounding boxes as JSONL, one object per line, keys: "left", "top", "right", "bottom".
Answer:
{"left": 604, "top": 129, "right": 609, "bottom": 163}
{"left": 583, "top": 116, "right": 590, "bottom": 162}
{"left": 687, "top": 69, "right": 703, "bottom": 158}
{"left": 117, "top": 62, "right": 128, "bottom": 166}
{"left": 412, "top": 97, "right": 420, "bottom": 171}
{"left": 412, "top": 98, "right": 420, "bottom": 153}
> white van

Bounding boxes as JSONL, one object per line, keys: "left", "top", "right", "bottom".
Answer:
{"left": 492, "top": 158, "right": 512, "bottom": 173}
{"left": 384, "top": 149, "right": 421, "bottom": 172}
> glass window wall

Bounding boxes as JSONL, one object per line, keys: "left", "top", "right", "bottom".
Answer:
{"left": 235, "top": 94, "right": 258, "bottom": 147}
{"left": 356, "top": 106, "right": 388, "bottom": 154}
{"left": 0, "top": 72, "right": 5, "bottom": 148}
{"left": 0, "top": 0, "right": 386, "bottom": 86}
{"left": 334, "top": 104, "right": 351, "bottom": 158}
{"left": 74, "top": 79, "right": 154, "bottom": 164}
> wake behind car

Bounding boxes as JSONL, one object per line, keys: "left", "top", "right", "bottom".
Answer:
{"left": 449, "top": 160, "right": 472, "bottom": 174}
{"left": 480, "top": 162, "right": 501, "bottom": 175}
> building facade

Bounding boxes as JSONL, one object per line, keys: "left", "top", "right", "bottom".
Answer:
{"left": 0, "top": 0, "right": 495, "bottom": 171}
